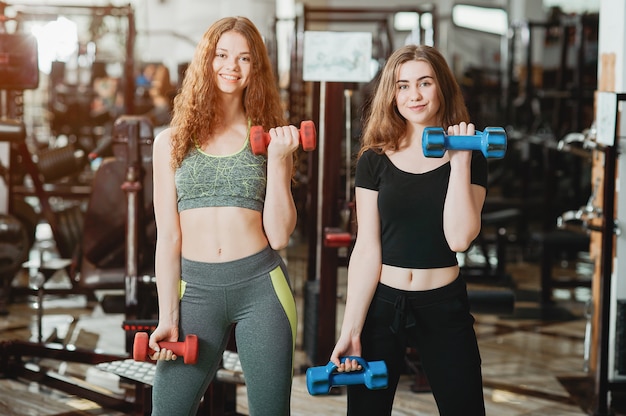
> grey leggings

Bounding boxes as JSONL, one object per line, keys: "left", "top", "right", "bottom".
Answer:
{"left": 151, "top": 246, "right": 297, "bottom": 416}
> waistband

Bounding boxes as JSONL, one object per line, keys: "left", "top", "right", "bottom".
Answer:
{"left": 375, "top": 276, "right": 467, "bottom": 335}
{"left": 375, "top": 274, "right": 466, "bottom": 306}
{"left": 180, "top": 245, "right": 282, "bottom": 286}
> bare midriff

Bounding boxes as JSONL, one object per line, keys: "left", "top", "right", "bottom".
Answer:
{"left": 179, "top": 206, "right": 268, "bottom": 263}
{"left": 379, "top": 264, "right": 459, "bottom": 291}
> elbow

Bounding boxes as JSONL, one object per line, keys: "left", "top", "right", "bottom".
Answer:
{"left": 263, "top": 214, "right": 296, "bottom": 250}
{"left": 267, "top": 234, "right": 290, "bottom": 251}
{"left": 448, "top": 239, "right": 473, "bottom": 253}
{"left": 265, "top": 227, "right": 294, "bottom": 250}
{"left": 446, "top": 229, "right": 481, "bottom": 253}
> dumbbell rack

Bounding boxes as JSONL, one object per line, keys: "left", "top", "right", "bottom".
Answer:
{"left": 96, "top": 350, "right": 244, "bottom": 387}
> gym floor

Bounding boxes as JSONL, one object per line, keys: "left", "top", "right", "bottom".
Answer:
{"left": 0, "top": 224, "right": 622, "bottom": 415}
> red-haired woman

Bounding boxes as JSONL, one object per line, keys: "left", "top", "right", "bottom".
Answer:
{"left": 149, "top": 16, "right": 299, "bottom": 416}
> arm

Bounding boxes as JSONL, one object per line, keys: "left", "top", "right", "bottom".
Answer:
{"left": 263, "top": 125, "right": 300, "bottom": 249}
{"left": 443, "top": 122, "right": 487, "bottom": 252}
{"left": 149, "top": 128, "right": 183, "bottom": 358}
{"left": 331, "top": 187, "right": 382, "bottom": 368}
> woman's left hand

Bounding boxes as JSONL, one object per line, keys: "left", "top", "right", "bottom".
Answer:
{"left": 446, "top": 121, "right": 475, "bottom": 161}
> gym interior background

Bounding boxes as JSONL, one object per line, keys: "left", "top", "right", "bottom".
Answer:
{"left": 1, "top": 0, "right": 626, "bottom": 414}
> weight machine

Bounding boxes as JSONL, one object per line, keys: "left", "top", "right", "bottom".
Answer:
{"left": 0, "top": 13, "right": 47, "bottom": 312}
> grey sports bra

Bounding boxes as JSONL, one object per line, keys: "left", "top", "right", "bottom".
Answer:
{"left": 175, "top": 134, "right": 267, "bottom": 212}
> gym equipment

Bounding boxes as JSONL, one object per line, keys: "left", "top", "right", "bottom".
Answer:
{"left": 97, "top": 358, "right": 156, "bottom": 386}
{"left": 467, "top": 289, "right": 515, "bottom": 315}
{"left": 323, "top": 227, "right": 354, "bottom": 248}
{"left": 249, "top": 120, "right": 316, "bottom": 155}
{"left": 35, "top": 145, "right": 87, "bottom": 183}
{"left": 306, "top": 356, "right": 388, "bottom": 395}
{"left": 0, "top": 214, "right": 30, "bottom": 315}
{"left": 422, "top": 127, "right": 507, "bottom": 159}
{"left": 0, "top": 120, "right": 32, "bottom": 315}
{"left": 0, "top": 33, "right": 39, "bottom": 90}
{"left": 0, "top": 340, "right": 133, "bottom": 412}
{"left": 132, "top": 332, "right": 199, "bottom": 364}
{"left": 97, "top": 349, "right": 244, "bottom": 413}
{"left": 0, "top": 213, "right": 29, "bottom": 278}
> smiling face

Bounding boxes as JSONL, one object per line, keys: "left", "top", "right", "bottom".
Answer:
{"left": 394, "top": 60, "right": 440, "bottom": 128}
{"left": 212, "top": 30, "right": 251, "bottom": 96}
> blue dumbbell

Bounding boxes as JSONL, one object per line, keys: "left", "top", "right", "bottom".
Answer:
{"left": 306, "top": 356, "right": 388, "bottom": 396}
{"left": 422, "top": 126, "right": 507, "bottom": 159}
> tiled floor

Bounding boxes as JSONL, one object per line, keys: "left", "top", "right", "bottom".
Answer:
{"left": 0, "top": 225, "right": 622, "bottom": 415}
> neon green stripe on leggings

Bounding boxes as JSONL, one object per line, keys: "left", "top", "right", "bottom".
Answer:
{"left": 269, "top": 267, "right": 298, "bottom": 353}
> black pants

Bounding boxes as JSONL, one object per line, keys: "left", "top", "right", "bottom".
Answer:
{"left": 347, "top": 276, "right": 485, "bottom": 416}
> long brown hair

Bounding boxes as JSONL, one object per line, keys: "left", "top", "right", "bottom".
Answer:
{"left": 169, "top": 16, "right": 286, "bottom": 167}
{"left": 359, "top": 44, "right": 469, "bottom": 156}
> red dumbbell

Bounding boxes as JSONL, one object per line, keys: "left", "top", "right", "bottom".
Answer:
{"left": 249, "top": 120, "right": 316, "bottom": 155}
{"left": 133, "top": 332, "right": 199, "bottom": 365}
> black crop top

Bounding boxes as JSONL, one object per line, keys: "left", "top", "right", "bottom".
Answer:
{"left": 355, "top": 149, "right": 488, "bottom": 269}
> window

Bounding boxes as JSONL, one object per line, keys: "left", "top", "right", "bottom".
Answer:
{"left": 452, "top": 4, "right": 508, "bottom": 36}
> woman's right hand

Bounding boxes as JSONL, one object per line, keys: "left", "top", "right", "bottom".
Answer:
{"left": 267, "top": 125, "right": 300, "bottom": 159}
{"left": 330, "top": 334, "right": 363, "bottom": 372}
{"left": 148, "top": 324, "right": 179, "bottom": 361}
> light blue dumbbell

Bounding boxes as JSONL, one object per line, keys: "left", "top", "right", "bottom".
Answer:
{"left": 422, "top": 126, "right": 507, "bottom": 159}
{"left": 306, "top": 356, "right": 388, "bottom": 396}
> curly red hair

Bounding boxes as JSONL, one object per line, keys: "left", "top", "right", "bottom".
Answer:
{"left": 169, "top": 16, "right": 286, "bottom": 167}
